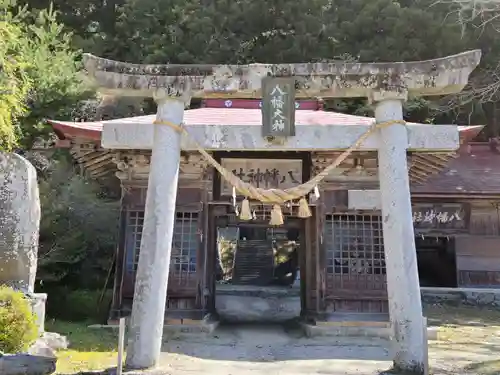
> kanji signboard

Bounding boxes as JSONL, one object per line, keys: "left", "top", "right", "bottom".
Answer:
{"left": 412, "top": 203, "right": 469, "bottom": 233}
{"left": 261, "top": 77, "right": 296, "bottom": 137}
{"left": 220, "top": 158, "right": 302, "bottom": 195}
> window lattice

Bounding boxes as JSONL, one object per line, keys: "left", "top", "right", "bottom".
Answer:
{"left": 172, "top": 212, "right": 198, "bottom": 273}
{"left": 127, "top": 210, "right": 198, "bottom": 274}
{"left": 128, "top": 210, "right": 144, "bottom": 269}
{"left": 325, "top": 214, "right": 386, "bottom": 275}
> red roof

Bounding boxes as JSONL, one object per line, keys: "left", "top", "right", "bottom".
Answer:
{"left": 412, "top": 143, "right": 500, "bottom": 196}
{"left": 48, "top": 100, "right": 495, "bottom": 196}
{"left": 48, "top": 104, "right": 479, "bottom": 143}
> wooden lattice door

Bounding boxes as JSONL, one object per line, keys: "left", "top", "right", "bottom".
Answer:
{"left": 324, "top": 213, "right": 388, "bottom": 312}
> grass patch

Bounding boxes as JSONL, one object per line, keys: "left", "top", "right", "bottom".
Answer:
{"left": 45, "top": 320, "right": 119, "bottom": 374}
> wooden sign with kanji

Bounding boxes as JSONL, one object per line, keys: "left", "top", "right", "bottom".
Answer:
{"left": 261, "top": 77, "right": 296, "bottom": 137}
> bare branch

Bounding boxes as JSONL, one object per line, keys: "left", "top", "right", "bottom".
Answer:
{"left": 433, "top": 0, "right": 500, "bottom": 26}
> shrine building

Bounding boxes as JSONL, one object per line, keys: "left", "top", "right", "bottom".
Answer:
{"left": 48, "top": 98, "right": 500, "bottom": 324}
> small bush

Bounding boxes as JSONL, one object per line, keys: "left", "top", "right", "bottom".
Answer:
{"left": 0, "top": 286, "right": 38, "bottom": 353}
{"left": 42, "top": 287, "right": 112, "bottom": 323}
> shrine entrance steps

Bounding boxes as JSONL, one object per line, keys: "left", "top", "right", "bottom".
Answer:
{"left": 302, "top": 313, "right": 391, "bottom": 338}
{"left": 215, "top": 284, "right": 301, "bottom": 323}
{"left": 302, "top": 312, "right": 439, "bottom": 340}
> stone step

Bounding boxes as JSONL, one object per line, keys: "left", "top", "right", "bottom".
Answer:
{"left": 163, "top": 315, "right": 219, "bottom": 337}
{"left": 302, "top": 313, "right": 438, "bottom": 340}
{"left": 232, "top": 240, "right": 274, "bottom": 285}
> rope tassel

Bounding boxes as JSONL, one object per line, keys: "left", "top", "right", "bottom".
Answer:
{"left": 239, "top": 198, "right": 252, "bottom": 221}
{"left": 314, "top": 185, "right": 320, "bottom": 200}
{"left": 297, "top": 197, "right": 312, "bottom": 218}
{"left": 269, "top": 204, "right": 284, "bottom": 226}
{"left": 232, "top": 186, "right": 237, "bottom": 207}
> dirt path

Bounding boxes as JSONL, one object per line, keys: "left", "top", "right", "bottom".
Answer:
{"left": 159, "top": 325, "right": 394, "bottom": 375}
{"left": 154, "top": 318, "right": 500, "bottom": 375}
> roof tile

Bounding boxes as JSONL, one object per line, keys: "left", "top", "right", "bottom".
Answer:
{"left": 412, "top": 144, "right": 500, "bottom": 195}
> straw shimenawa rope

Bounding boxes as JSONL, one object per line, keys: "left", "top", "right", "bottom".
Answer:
{"left": 153, "top": 118, "right": 405, "bottom": 204}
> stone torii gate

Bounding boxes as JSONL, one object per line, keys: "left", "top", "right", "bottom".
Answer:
{"left": 83, "top": 50, "right": 481, "bottom": 373}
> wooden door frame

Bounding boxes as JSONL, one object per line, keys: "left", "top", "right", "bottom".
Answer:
{"left": 207, "top": 202, "right": 311, "bottom": 315}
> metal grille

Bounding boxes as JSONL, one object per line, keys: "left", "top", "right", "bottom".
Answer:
{"left": 325, "top": 214, "right": 385, "bottom": 275}
{"left": 127, "top": 210, "right": 198, "bottom": 273}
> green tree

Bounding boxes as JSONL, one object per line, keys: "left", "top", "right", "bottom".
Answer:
{"left": 108, "top": 0, "right": 339, "bottom": 64}
{"left": 0, "top": 2, "right": 31, "bottom": 149}
{"left": 37, "top": 155, "right": 120, "bottom": 288}
{"left": 0, "top": 1, "right": 91, "bottom": 150}
{"left": 21, "top": 0, "right": 125, "bottom": 56}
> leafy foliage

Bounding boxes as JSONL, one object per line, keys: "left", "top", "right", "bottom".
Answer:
{"left": 0, "top": 286, "right": 38, "bottom": 353}
{"left": 17, "top": 0, "right": 498, "bottom": 128}
{"left": 0, "top": 2, "right": 31, "bottom": 150}
{"left": 19, "top": 7, "right": 92, "bottom": 147}
{"left": 0, "top": 1, "right": 91, "bottom": 150}
{"left": 37, "top": 155, "right": 120, "bottom": 288}
{"left": 44, "top": 288, "right": 112, "bottom": 322}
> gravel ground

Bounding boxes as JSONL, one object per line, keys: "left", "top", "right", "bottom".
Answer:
{"left": 120, "top": 307, "right": 500, "bottom": 375}
{"left": 156, "top": 324, "right": 395, "bottom": 375}
{"left": 135, "top": 322, "right": 499, "bottom": 375}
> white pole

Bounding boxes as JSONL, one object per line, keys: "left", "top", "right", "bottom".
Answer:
{"left": 422, "top": 316, "right": 429, "bottom": 375}
{"left": 125, "top": 97, "right": 186, "bottom": 369}
{"left": 375, "top": 95, "right": 425, "bottom": 372}
{"left": 117, "top": 317, "right": 126, "bottom": 375}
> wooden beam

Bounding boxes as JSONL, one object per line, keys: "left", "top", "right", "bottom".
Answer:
{"left": 411, "top": 157, "right": 444, "bottom": 172}
{"left": 83, "top": 153, "right": 113, "bottom": 169}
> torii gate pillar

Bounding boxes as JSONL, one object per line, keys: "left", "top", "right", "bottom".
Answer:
{"left": 374, "top": 91, "right": 425, "bottom": 372}
{"left": 124, "top": 91, "right": 188, "bottom": 369}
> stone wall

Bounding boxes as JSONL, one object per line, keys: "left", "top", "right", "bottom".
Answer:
{"left": 421, "top": 287, "right": 500, "bottom": 308}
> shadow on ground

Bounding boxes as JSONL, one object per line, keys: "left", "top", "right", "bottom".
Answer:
{"left": 162, "top": 322, "right": 392, "bottom": 362}
{"left": 464, "top": 359, "right": 500, "bottom": 375}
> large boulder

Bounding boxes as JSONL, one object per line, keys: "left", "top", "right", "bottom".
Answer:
{"left": 0, "top": 332, "right": 68, "bottom": 375}
{"left": 0, "top": 352, "right": 56, "bottom": 375}
{"left": 0, "top": 152, "right": 41, "bottom": 293}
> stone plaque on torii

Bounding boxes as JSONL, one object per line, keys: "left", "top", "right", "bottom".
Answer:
{"left": 82, "top": 50, "right": 481, "bottom": 374}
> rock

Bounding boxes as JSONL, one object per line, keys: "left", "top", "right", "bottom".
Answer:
{"left": 0, "top": 353, "right": 56, "bottom": 375}
{"left": 28, "top": 339, "right": 56, "bottom": 358}
{"left": 0, "top": 152, "right": 45, "bottom": 334}
{"left": 41, "top": 332, "right": 69, "bottom": 350}
{"left": 25, "top": 293, "right": 47, "bottom": 334}
{"left": 0, "top": 152, "right": 40, "bottom": 293}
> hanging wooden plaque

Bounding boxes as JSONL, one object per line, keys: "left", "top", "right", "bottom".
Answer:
{"left": 261, "top": 77, "right": 296, "bottom": 137}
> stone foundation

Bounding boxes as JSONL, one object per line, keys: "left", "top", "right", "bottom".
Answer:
{"left": 421, "top": 287, "right": 500, "bottom": 308}
{"left": 26, "top": 293, "right": 47, "bottom": 334}
{"left": 215, "top": 285, "right": 301, "bottom": 323}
